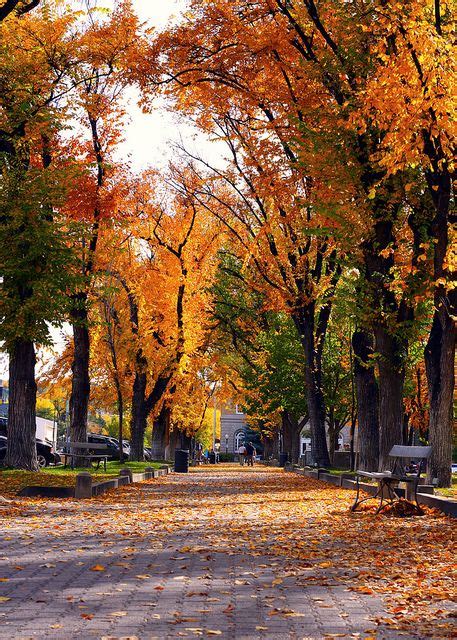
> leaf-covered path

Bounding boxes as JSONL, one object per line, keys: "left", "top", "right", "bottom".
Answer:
{"left": 0, "top": 466, "right": 455, "bottom": 639}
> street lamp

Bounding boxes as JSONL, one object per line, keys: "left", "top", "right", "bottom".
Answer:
{"left": 225, "top": 433, "right": 229, "bottom": 453}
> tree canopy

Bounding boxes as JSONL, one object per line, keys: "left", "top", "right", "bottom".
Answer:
{"left": 0, "top": 0, "right": 454, "bottom": 485}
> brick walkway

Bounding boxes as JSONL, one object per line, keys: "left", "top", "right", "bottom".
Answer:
{"left": 0, "top": 466, "right": 453, "bottom": 639}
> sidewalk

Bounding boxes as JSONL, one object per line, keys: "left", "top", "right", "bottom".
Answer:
{"left": 0, "top": 465, "right": 454, "bottom": 639}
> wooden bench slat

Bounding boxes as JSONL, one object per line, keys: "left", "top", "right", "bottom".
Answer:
{"left": 389, "top": 445, "right": 432, "bottom": 459}
{"left": 69, "top": 442, "right": 107, "bottom": 450}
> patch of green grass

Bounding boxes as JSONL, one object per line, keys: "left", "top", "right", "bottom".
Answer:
{"left": 435, "top": 474, "right": 457, "bottom": 499}
{"left": 326, "top": 469, "right": 356, "bottom": 476}
{"left": 0, "top": 460, "right": 170, "bottom": 496}
{"left": 43, "top": 460, "right": 166, "bottom": 476}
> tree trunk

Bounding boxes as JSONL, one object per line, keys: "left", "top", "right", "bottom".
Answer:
{"left": 151, "top": 405, "right": 168, "bottom": 460}
{"left": 5, "top": 339, "right": 39, "bottom": 470}
{"left": 166, "top": 425, "right": 180, "bottom": 461}
{"left": 69, "top": 297, "right": 90, "bottom": 464}
{"left": 130, "top": 370, "right": 147, "bottom": 461}
{"left": 425, "top": 310, "right": 455, "bottom": 487}
{"left": 262, "top": 436, "right": 274, "bottom": 460}
{"left": 423, "top": 166, "right": 455, "bottom": 488}
{"left": 117, "top": 386, "right": 124, "bottom": 464}
{"left": 180, "top": 430, "right": 192, "bottom": 451}
{"left": 328, "top": 420, "right": 339, "bottom": 466}
{"left": 281, "top": 411, "right": 301, "bottom": 464}
{"left": 360, "top": 204, "right": 408, "bottom": 472}
{"left": 374, "top": 327, "right": 405, "bottom": 471}
{"left": 292, "top": 306, "right": 330, "bottom": 467}
{"left": 352, "top": 330, "right": 379, "bottom": 471}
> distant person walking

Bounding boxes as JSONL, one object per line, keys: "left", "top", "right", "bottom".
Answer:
{"left": 246, "top": 442, "right": 255, "bottom": 466}
{"left": 238, "top": 443, "right": 247, "bottom": 465}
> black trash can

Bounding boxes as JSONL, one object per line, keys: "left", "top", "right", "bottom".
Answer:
{"left": 279, "top": 452, "right": 289, "bottom": 467}
{"left": 209, "top": 451, "right": 216, "bottom": 464}
{"left": 175, "top": 449, "right": 189, "bottom": 473}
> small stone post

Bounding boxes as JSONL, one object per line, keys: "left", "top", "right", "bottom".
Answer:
{"left": 75, "top": 472, "right": 92, "bottom": 499}
{"left": 120, "top": 468, "right": 133, "bottom": 483}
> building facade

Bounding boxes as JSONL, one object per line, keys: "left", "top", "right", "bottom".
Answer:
{"left": 220, "top": 404, "right": 247, "bottom": 454}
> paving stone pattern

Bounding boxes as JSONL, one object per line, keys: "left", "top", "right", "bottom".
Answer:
{"left": 0, "top": 468, "right": 442, "bottom": 639}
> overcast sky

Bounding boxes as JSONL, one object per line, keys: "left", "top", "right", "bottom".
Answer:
{"left": 110, "top": 0, "right": 225, "bottom": 172}
{"left": 115, "top": 0, "right": 192, "bottom": 170}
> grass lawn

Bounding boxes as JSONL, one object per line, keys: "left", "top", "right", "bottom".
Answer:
{"left": 0, "top": 460, "right": 169, "bottom": 497}
{"left": 435, "top": 474, "right": 457, "bottom": 499}
{"left": 44, "top": 460, "right": 166, "bottom": 475}
{"left": 326, "top": 469, "right": 356, "bottom": 476}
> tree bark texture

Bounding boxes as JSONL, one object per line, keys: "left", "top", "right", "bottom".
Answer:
{"left": 0, "top": 0, "right": 40, "bottom": 21}
{"left": 374, "top": 326, "right": 406, "bottom": 471}
{"left": 69, "top": 297, "right": 90, "bottom": 464}
{"left": 117, "top": 391, "right": 124, "bottom": 464}
{"left": 151, "top": 406, "right": 169, "bottom": 460}
{"left": 327, "top": 421, "right": 339, "bottom": 466}
{"left": 166, "top": 425, "right": 180, "bottom": 460}
{"left": 352, "top": 330, "right": 380, "bottom": 471}
{"left": 281, "top": 411, "right": 301, "bottom": 464}
{"left": 180, "top": 431, "right": 192, "bottom": 451}
{"left": 262, "top": 437, "right": 272, "bottom": 460}
{"left": 130, "top": 369, "right": 147, "bottom": 461}
{"left": 292, "top": 306, "right": 330, "bottom": 467}
{"left": 425, "top": 310, "right": 455, "bottom": 487}
{"left": 424, "top": 166, "right": 455, "bottom": 488}
{"left": 362, "top": 212, "right": 409, "bottom": 472}
{"left": 5, "top": 339, "right": 39, "bottom": 470}
{"left": 262, "top": 435, "right": 278, "bottom": 461}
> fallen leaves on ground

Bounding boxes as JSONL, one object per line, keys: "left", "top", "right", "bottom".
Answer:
{"left": 0, "top": 464, "right": 455, "bottom": 638}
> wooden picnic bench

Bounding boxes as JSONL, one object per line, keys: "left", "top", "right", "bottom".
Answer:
{"left": 63, "top": 442, "right": 109, "bottom": 471}
{"left": 351, "top": 445, "right": 432, "bottom": 514}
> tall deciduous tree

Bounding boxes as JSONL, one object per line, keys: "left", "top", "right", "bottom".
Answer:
{"left": 141, "top": 0, "right": 451, "bottom": 477}
{"left": 358, "top": 0, "right": 455, "bottom": 486}
{"left": 0, "top": 6, "right": 77, "bottom": 469}
{"left": 55, "top": 3, "right": 141, "bottom": 455}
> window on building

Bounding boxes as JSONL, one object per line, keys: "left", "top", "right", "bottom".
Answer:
{"left": 234, "top": 430, "right": 245, "bottom": 451}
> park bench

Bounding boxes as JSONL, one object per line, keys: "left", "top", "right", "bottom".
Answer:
{"left": 351, "top": 445, "right": 432, "bottom": 514}
{"left": 63, "top": 442, "right": 109, "bottom": 471}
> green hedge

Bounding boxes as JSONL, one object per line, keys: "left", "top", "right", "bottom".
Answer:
{"left": 218, "top": 453, "right": 235, "bottom": 462}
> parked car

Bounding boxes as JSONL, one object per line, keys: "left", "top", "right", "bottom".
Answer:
{"left": 0, "top": 435, "right": 60, "bottom": 468}
{"left": 60, "top": 434, "right": 131, "bottom": 461}
{"left": 109, "top": 437, "right": 130, "bottom": 457}
{"left": 111, "top": 439, "right": 150, "bottom": 461}
{"left": 451, "top": 463, "right": 457, "bottom": 474}
{"left": 86, "top": 434, "right": 122, "bottom": 460}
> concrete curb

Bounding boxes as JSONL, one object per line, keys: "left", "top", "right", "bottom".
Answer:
{"left": 19, "top": 465, "right": 173, "bottom": 499}
{"left": 293, "top": 467, "right": 457, "bottom": 518}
